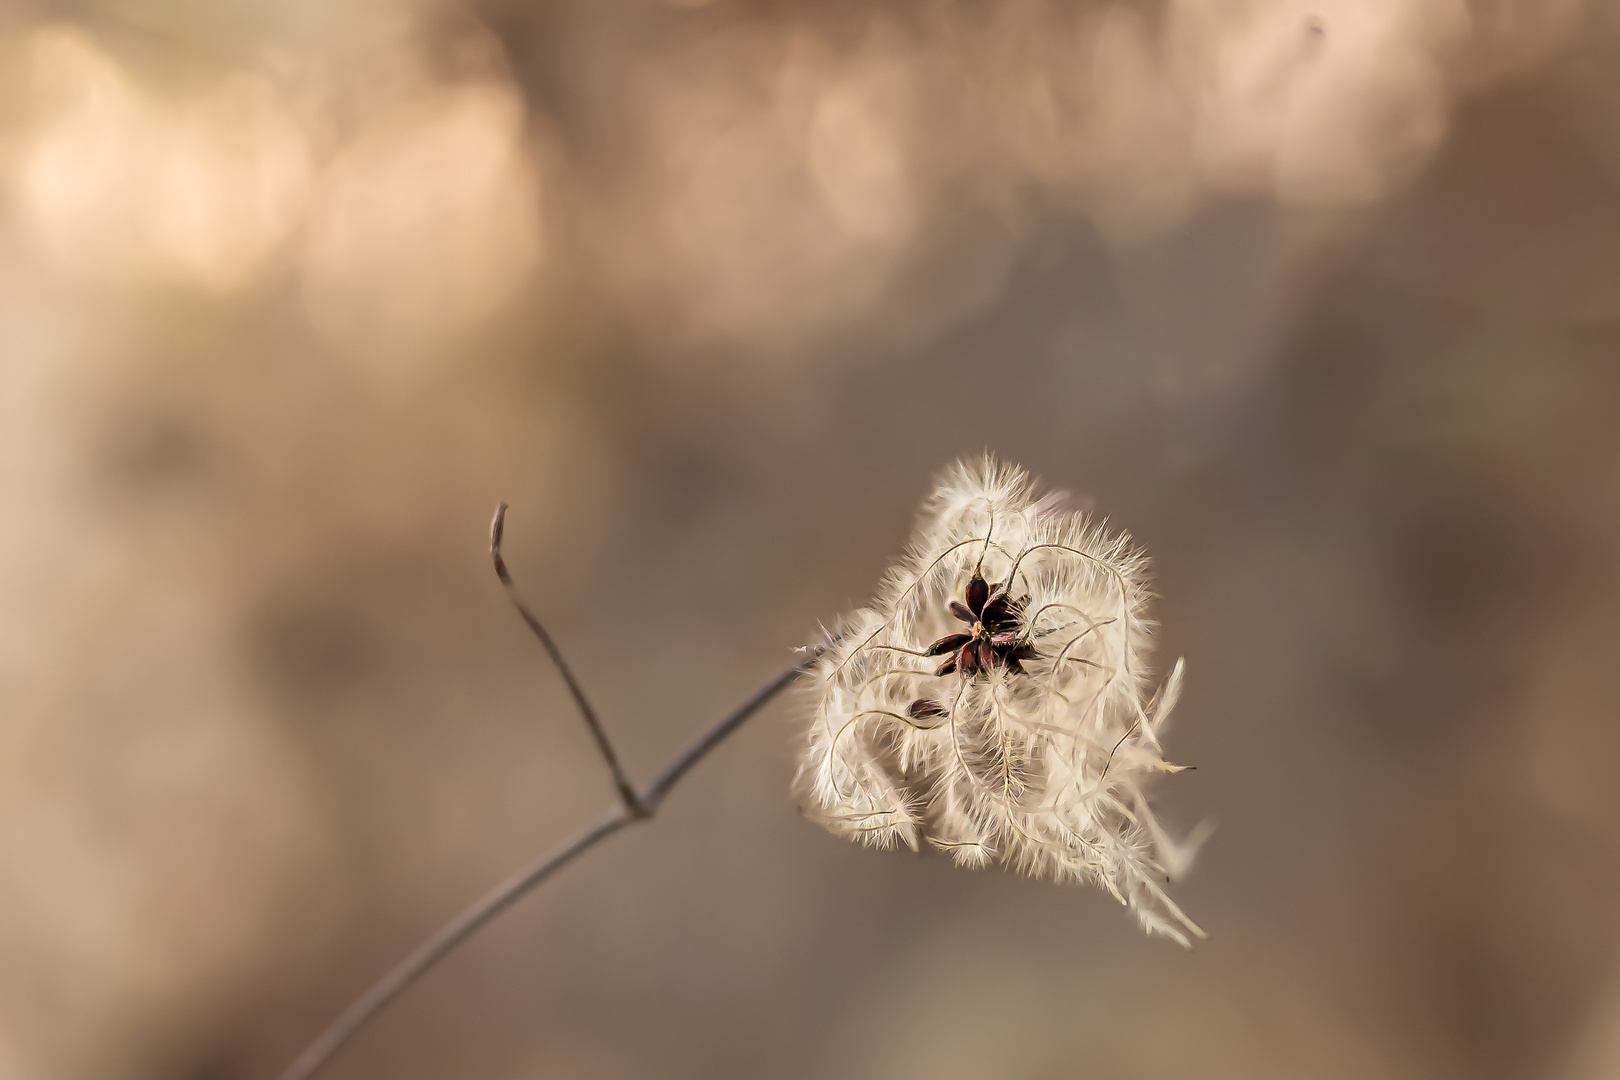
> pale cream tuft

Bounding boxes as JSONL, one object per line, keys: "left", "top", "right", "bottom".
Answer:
{"left": 797, "top": 456, "right": 1206, "bottom": 945}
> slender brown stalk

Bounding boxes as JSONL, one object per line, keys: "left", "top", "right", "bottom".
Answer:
{"left": 275, "top": 811, "right": 629, "bottom": 1080}
{"left": 491, "top": 502, "right": 645, "bottom": 817}
{"left": 275, "top": 505, "right": 823, "bottom": 1080}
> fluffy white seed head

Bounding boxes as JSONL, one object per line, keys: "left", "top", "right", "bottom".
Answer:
{"left": 797, "top": 456, "right": 1206, "bottom": 946}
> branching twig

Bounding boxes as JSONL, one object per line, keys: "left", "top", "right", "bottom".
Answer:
{"left": 276, "top": 506, "right": 823, "bottom": 1080}
{"left": 491, "top": 502, "right": 645, "bottom": 817}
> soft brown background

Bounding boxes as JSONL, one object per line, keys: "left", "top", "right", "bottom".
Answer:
{"left": 3, "top": 2, "right": 1620, "bottom": 1078}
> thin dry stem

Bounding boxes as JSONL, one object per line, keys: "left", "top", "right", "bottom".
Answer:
{"left": 491, "top": 502, "right": 645, "bottom": 817}
{"left": 276, "top": 505, "right": 823, "bottom": 1080}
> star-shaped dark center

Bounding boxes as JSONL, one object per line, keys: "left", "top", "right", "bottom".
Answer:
{"left": 924, "top": 572, "right": 1035, "bottom": 679}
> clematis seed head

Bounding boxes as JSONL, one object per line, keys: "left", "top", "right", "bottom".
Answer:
{"left": 796, "top": 456, "right": 1207, "bottom": 945}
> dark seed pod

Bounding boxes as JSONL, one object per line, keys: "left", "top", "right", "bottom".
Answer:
{"left": 989, "top": 630, "right": 1021, "bottom": 647}
{"left": 935, "top": 655, "right": 958, "bottom": 676}
{"left": 926, "top": 632, "right": 972, "bottom": 657}
{"left": 948, "top": 601, "right": 976, "bottom": 624}
{"left": 908, "top": 698, "right": 947, "bottom": 720}
{"left": 957, "top": 641, "right": 979, "bottom": 676}
{"left": 976, "top": 639, "right": 995, "bottom": 671}
{"left": 965, "top": 574, "right": 989, "bottom": 616}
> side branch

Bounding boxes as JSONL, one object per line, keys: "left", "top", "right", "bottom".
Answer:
{"left": 276, "top": 644, "right": 825, "bottom": 1080}
{"left": 641, "top": 658, "right": 812, "bottom": 812}
{"left": 490, "top": 502, "right": 645, "bottom": 817}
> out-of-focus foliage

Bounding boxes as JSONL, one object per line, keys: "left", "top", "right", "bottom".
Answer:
{"left": 3, "top": 1, "right": 1619, "bottom": 1078}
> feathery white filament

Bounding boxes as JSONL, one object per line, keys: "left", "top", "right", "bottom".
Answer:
{"left": 797, "top": 457, "right": 1206, "bottom": 945}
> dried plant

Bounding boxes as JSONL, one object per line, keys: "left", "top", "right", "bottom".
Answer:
{"left": 799, "top": 457, "right": 1205, "bottom": 944}
{"left": 276, "top": 505, "right": 822, "bottom": 1080}
{"left": 280, "top": 459, "right": 1204, "bottom": 1078}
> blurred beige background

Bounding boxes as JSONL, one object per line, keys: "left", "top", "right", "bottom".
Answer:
{"left": 3, "top": 1, "right": 1620, "bottom": 1078}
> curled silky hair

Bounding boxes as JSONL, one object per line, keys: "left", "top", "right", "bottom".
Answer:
{"left": 797, "top": 456, "right": 1206, "bottom": 945}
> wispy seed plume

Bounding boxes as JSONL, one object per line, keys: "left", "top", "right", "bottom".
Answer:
{"left": 798, "top": 456, "right": 1206, "bottom": 945}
